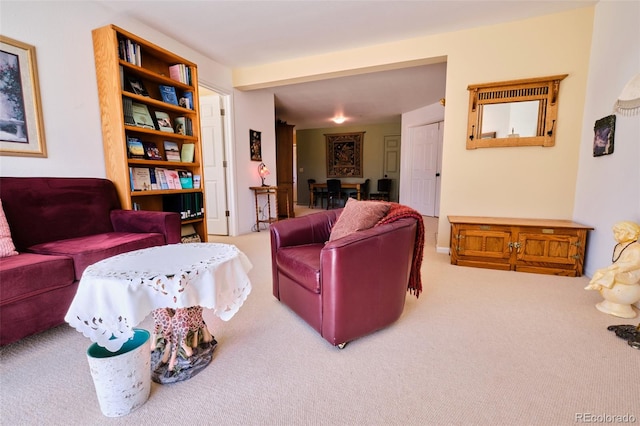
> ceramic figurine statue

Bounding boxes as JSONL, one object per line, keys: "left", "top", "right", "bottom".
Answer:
{"left": 585, "top": 221, "right": 640, "bottom": 318}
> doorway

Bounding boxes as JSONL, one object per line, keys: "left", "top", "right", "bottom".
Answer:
{"left": 199, "top": 85, "right": 230, "bottom": 235}
{"left": 406, "top": 121, "right": 443, "bottom": 217}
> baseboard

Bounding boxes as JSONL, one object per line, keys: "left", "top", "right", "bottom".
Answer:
{"left": 436, "top": 246, "right": 449, "bottom": 254}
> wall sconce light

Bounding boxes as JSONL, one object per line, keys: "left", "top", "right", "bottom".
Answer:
{"left": 258, "top": 162, "right": 270, "bottom": 186}
{"left": 614, "top": 73, "right": 640, "bottom": 116}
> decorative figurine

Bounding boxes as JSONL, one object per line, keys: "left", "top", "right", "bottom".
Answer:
{"left": 150, "top": 306, "right": 217, "bottom": 384}
{"left": 585, "top": 221, "right": 640, "bottom": 318}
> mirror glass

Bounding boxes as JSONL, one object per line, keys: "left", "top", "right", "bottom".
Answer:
{"left": 467, "top": 74, "right": 566, "bottom": 149}
{"left": 481, "top": 100, "right": 539, "bottom": 138}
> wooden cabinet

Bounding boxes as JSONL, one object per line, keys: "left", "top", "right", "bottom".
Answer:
{"left": 448, "top": 216, "right": 593, "bottom": 277}
{"left": 276, "top": 121, "right": 295, "bottom": 219}
{"left": 92, "top": 25, "right": 207, "bottom": 242}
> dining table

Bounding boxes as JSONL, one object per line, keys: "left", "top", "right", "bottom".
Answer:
{"left": 309, "top": 181, "right": 362, "bottom": 208}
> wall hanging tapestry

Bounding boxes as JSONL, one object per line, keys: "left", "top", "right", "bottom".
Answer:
{"left": 325, "top": 132, "right": 364, "bottom": 178}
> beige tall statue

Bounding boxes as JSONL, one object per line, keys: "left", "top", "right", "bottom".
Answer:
{"left": 585, "top": 221, "right": 640, "bottom": 318}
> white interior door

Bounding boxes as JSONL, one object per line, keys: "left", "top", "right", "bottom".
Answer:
{"left": 200, "top": 91, "right": 228, "bottom": 235}
{"left": 383, "top": 135, "right": 400, "bottom": 201}
{"left": 408, "top": 123, "right": 439, "bottom": 216}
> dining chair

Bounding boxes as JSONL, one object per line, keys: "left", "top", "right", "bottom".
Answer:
{"left": 369, "top": 178, "right": 392, "bottom": 201}
{"left": 349, "top": 179, "right": 370, "bottom": 200}
{"left": 326, "top": 179, "right": 345, "bottom": 209}
{"left": 307, "top": 179, "right": 318, "bottom": 208}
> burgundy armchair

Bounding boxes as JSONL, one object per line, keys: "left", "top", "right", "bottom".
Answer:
{"left": 270, "top": 208, "right": 421, "bottom": 348}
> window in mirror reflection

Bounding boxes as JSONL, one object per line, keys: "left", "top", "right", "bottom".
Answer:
{"left": 481, "top": 100, "right": 539, "bottom": 138}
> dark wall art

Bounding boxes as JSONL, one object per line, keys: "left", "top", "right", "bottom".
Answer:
{"left": 250, "top": 129, "right": 262, "bottom": 161}
{"left": 325, "top": 132, "right": 365, "bottom": 178}
{"left": 593, "top": 115, "right": 616, "bottom": 157}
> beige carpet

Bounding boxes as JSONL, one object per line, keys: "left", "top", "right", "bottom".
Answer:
{"left": 1, "top": 211, "right": 638, "bottom": 425}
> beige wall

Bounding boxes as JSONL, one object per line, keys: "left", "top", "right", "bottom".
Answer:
{"left": 296, "top": 123, "right": 401, "bottom": 206}
{"left": 234, "top": 7, "right": 595, "bottom": 250}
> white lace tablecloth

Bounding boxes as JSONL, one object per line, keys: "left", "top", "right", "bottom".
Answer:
{"left": 65, "top": 243, "right": 252, "bottom": 352}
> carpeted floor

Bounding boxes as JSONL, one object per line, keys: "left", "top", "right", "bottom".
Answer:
{"left": 1, "top": 210, "right": 638, "bottom": 425}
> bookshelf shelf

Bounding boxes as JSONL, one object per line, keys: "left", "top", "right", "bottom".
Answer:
{"left": 93, "top": 24, "right": 207, "bottom": 241}
{"left": 128, "top": 158, "right": 200, "bottom": 168}
{"left": 130, "top": 188, "right": 202, "bottom": 197}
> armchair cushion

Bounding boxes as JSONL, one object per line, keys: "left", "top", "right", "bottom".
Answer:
{"left": 276, "top": 243, "right": 323, "bottom": 293}
{"left": 329, "top": 198, "right": 390, "bottom": 241}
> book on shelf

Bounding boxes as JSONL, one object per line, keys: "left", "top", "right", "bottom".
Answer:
{"left": 163, "top": 141, "right": 181, "bottom": 162}
{"left": 169, "top": 63, "right": 191, "bottom": 85}
{"left": 123, "top": 97, "right": 136, "bottom": 126}
{"left": 192, "top": 174, "right": 201, "bottom": 189}
{"left": 180, "top": 224, "right": 201, "bottom": 243}
{"left": 158, "top": 85, "right": 178, "bottom": 105}
{"left": 142, "top": 141, "right": 163, "bottom": 160}
{"left": 155, "top": 111, "right": 174, "bottom": 133}
{"left": 155, "top": 168, "right": 170, "bottom": 189}
{"left": 177, "top": 170, "right": 193, "bottom": 189}
{"left": 118, "top": 37, "right": 142, "bottom": 66}
{"left": 180, "top": 143, "right": 195, "bottom": 163}
{"left": 163, "top": 193, "right": 204, "bottom": 221}
{"left": 179, "top": 91, "right": 194, "bottom": 110}
{"left": 174, "top": 116, "right": 192, "bottom": 136}
{"left": 127, "top": 76, "right": 149, "bottom": 96}
{"left": 130, "top": 167, "right": 152, "bottom": 191}
{"left": 131, "top": 102, "right": 155, "bottom": 129}
{"left": 163, "top": 169, "right": 182, "bottom": 189}
{"left": 148, "top": 167, "right": 159, "bottom": 190}
{"left": 126, "top": 136, "right": 145, "bottom": 158}
{"left": 174, "top": 116, "right": 186, "bottom": 135}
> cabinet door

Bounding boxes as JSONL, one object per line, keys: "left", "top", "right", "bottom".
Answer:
{"left": 458, "top": 229, "right": 512, "bottom": 259}
{"left": 452, "top": 227, "right": 512, "bottom": 270}
{"left": 515, "top": 232, "right": 581, "bottom": 276}
{"left": 516, "top": 233, "right": 579, "bottom": 265}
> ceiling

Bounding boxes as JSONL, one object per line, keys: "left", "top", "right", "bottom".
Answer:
{"left": 99, "top": 0, "right": 596, "bottom": 130}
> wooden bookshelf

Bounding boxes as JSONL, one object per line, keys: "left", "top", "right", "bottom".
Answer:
{"left": 92, "top": 24, "right": 207, "bottom": 241}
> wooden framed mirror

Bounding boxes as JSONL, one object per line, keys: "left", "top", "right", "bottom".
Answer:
{"left": 467, "top": 74, "right": 567, "bottom": 149}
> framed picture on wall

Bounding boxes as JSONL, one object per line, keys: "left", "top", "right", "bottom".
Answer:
{"left": 0, "top": 36, "right": 47, "bottom": 157}
{"left": 250, "top": 129, "right": 262, "bottom": 161}
{"left": 593, "top": 115, "right": 615, "bottom": 157}
{"left": 325, "top": 132, "right": 364, "bottom": 178}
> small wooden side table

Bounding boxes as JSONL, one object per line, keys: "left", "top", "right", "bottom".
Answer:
{"left": 250, "top": 186, "right": 282, "bottom": 231}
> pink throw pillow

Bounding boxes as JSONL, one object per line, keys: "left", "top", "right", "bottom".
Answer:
{"left": 0, "top": 199, "right": 18, "bottom": 257}
{"left": 329, "top": 198, "right": 390, "bottom": 241}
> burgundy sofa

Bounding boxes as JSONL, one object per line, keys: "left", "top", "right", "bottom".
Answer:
{"left": 0, "top": 177, "right": 181, "bottom": 345}
{"left": 270, "top": 208, "right": 420, "bottom": 348}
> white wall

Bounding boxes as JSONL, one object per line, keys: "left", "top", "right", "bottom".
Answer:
{"left": 0, "top": 1, "right": 241, "bottom": 231}
{"left": 232, "top": 90, "right": 276, "bottom": 234}
{"left": 0, "top": 1, "right": 233, "bottom": 177}
{"left": 573, "top": 0, "right": 640, "bottom": 276}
